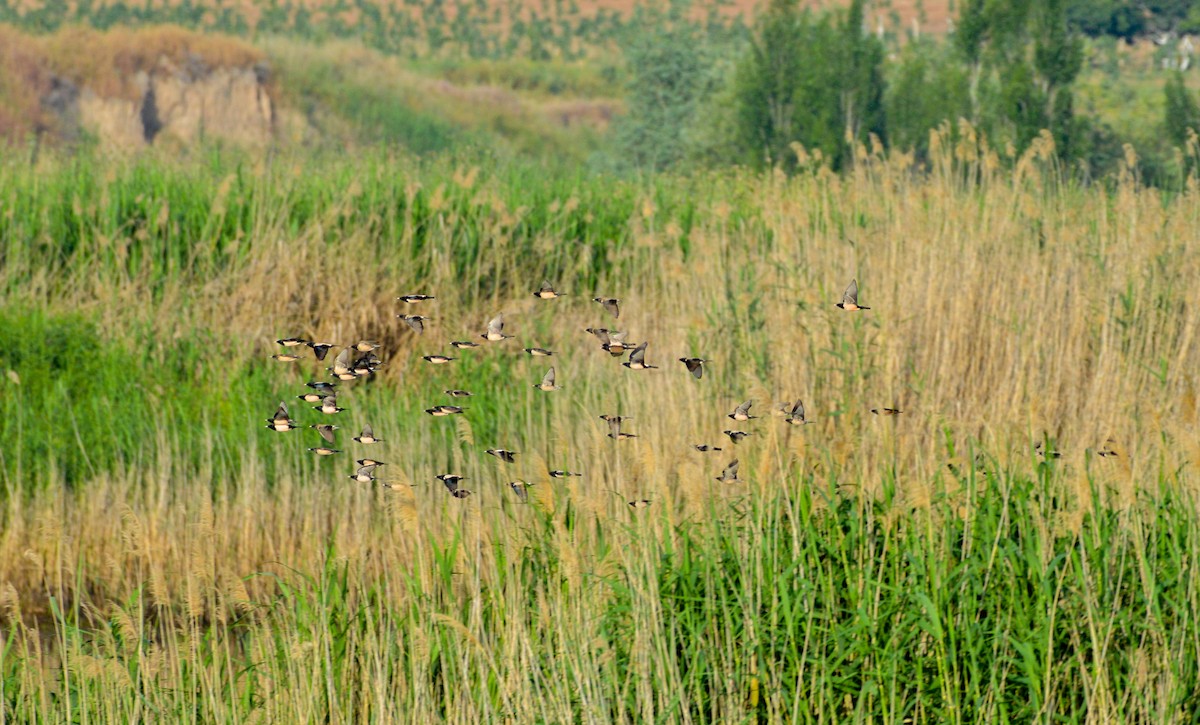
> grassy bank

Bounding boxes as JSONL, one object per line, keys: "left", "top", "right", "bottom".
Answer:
{"left": 4, "top": 138, "right": 1200, "bottom": 719}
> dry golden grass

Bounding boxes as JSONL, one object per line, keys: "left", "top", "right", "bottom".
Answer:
{"left": 5, "top": 132, "right": 1199, "bottom": 601}
{"left": 4, "top": 135, "right": 1200, "bottom": 719}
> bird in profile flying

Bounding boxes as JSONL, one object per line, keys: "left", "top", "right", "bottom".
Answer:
{"left": 836, "top": 279, "right": 870, "bottom": 311}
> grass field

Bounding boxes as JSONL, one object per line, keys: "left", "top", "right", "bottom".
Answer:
{"left": 4, "top": 134, "right": 1200, "bottom": 721}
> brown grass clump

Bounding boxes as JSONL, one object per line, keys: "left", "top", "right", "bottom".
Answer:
{"left": 0, "top": 23, "right": 263, "bottom": 140}
{"left": 0, "top": 25, "right": 54, "bottom": 140}
{"left": 37, "top": 24, "right": 264, "bottom": 100}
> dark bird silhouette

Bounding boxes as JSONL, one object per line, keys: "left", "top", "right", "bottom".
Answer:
{"left": 486, "top": 448, "right": 518, "bottom": 463}
{"left": 400, "top": 315, "right": 431, "bottom": 334}
{"left": 593, "top": 297, "right": 620, "bottom": 318}
{"left": 679, "top": 357, "right": 707, "bottom": 379}
{"left": 307, "top": 341, "right": 335, "bottom": 361}
{"left": 785, "top": 400, "right": 811, "bottom": 426}
{"left": 509, "top": 481, "right": 532, "bottom": 502}
{"left": 437, "top": 474, "right": 471, "bottom": 498}
{"left": 724, "top": 430, "right": 753, "bottom": 444}
{"left": 311, "top": 423, "right": 338, "bottom": 443}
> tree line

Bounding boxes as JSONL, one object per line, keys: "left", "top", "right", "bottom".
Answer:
{"left": 610, "top": 0, "right": 1200, "bottom": 184}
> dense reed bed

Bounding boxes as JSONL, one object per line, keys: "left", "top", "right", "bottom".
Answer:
{"left": 3, "top": 134, "right": 1200, "bottom": 721}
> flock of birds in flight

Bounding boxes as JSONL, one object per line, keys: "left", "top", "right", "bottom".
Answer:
{"left": 263, "top": 279, "right": 898, "bottom": 507}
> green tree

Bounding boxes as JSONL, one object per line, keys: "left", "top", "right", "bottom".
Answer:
{"left": 610, "top": 17, "right": 711, "bottom": 171}
{"left": 885, "top": 39, "right": 970, "bottom": 159}
{"left": 952, "top": 0, "right": 1081, "bottom": 161}
{"left": 732, "top": 0, "right": 885, "bottom": 170}
{"left": 1164, "top": 71, "right": 1199, "bottom": 147}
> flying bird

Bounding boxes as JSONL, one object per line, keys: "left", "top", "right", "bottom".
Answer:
{"left": 679, "top": 357, "right": 707, "bottom": 379}
{"left": 509, "top": 481, "right": 532, "bottom": 502}
{"left": 836, "top": 279, "right": 870, "bottom": 310}
{"left": 437, "top": 474, "right": 471, "bottom": 498}
{"left": 450, "top": 340, "right": 481, "bottom": 350}
{"left": 423, "top": 354, "right": 455, "bottom": 364}
{"left": 426, "top": 405, "right": 466, "bottom": 416}
{"left": 307, "top": 341, "right": 335, "bottom": 361}
{"left": 524, "top": 347, "right": 554, "bottom": 357}
{"left": 329, "top": 348, "right": 354, "bottom": 377}
{"left": 604, "top": 415, "right": 637, "bottom": 440}
{"left": 724, "top": 430, "right": 753, "bottom": 444}
{"left": 1035, "top": 442, "right": 1062, "bottom": 459}
{"left": 308, "top": 446, "right": 341, "bottom": 456}
{"left": 485, "top": 448, "right": 518, "bottom": 463}
{"left": 310, "top": 423, "right": 339, "bottom": 443}
{"left": 276, "top": 337, "right": 307, "bottom": 347}
{"left": 628, "top": 500, "right": 651, "bottom": 508}
{"left": 870, "top": 407, "right": 902, "bottom": 416}
{"left": 785, "top": 400, "right": 811, "bottom": 426}
{"left": 593, "top": 297, "right": 620, "bottom": 318}
{"left": 481, "top": 314, "right": 511, "bottom": 342}
{"left": 534, "top": 367, "right": 560, "bottom": 392}
{"left": 348, "top": 465, "right": 378, "bottom": 483}
{"left": 297, "top": 392, "right": 325, "bottom": 403}
{"left": 265, "top": 402, "right": 299, "bottom": 432}
{"left": 400, "top": 315, "right": 431, "bottom": 333}
{"left": 716, "top": 459, "right": 741, "bottom": 483}
{"left": 584, "top": 327, "right": 611, "bottom": 344}
{"left": 397, "top": 294, "right": 435, "bottom": 303}
{"left": 602, "top": 331, "right": 637, "bottom": 357}
{"left": 534, "top": 281, "right": 563, "bottom": 299}
{"left": 306, "top": 380, "right": 338, "bottom": 393}
{"left": 314, "top": 395, "right": 345, "bottom": 415}
{"left": 728, "top": 400, "right": 757, "bottom": 421}
{"left": 353, "top": 341, "right": 380, "bottom": 352}
{"left": 356, "top": 457, "right": 386, "bottom": 467}
{"left": 623, "top": 342, "right": 657, "bottom": 370}
{"left": 549, "top": 469, "right": 582, "bottom": 478}
{"left": 354, "top": 424, "right": 381, "bottom": 444}
{"left": 271, "top": 352, "right": 301, "bottom": 362}
{"left": 445, "top": 389, "right": 473, "bottom": 398}
{"left": 693, "top": 444, "right": 722, "bottom": 452}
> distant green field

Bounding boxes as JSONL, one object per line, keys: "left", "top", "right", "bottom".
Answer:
{"left": 3, "top": 141, "right": 1200, "bottom": 720}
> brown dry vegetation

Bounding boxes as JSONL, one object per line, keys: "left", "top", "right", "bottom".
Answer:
{"left": 3, "top": 132, "right": 1200, "bottom": 719}
{"left": 3, "top": 132, "right": 1199, "bottom": 606}
{"left": 0, "top": 24, "right": 262, "bottom": 140}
